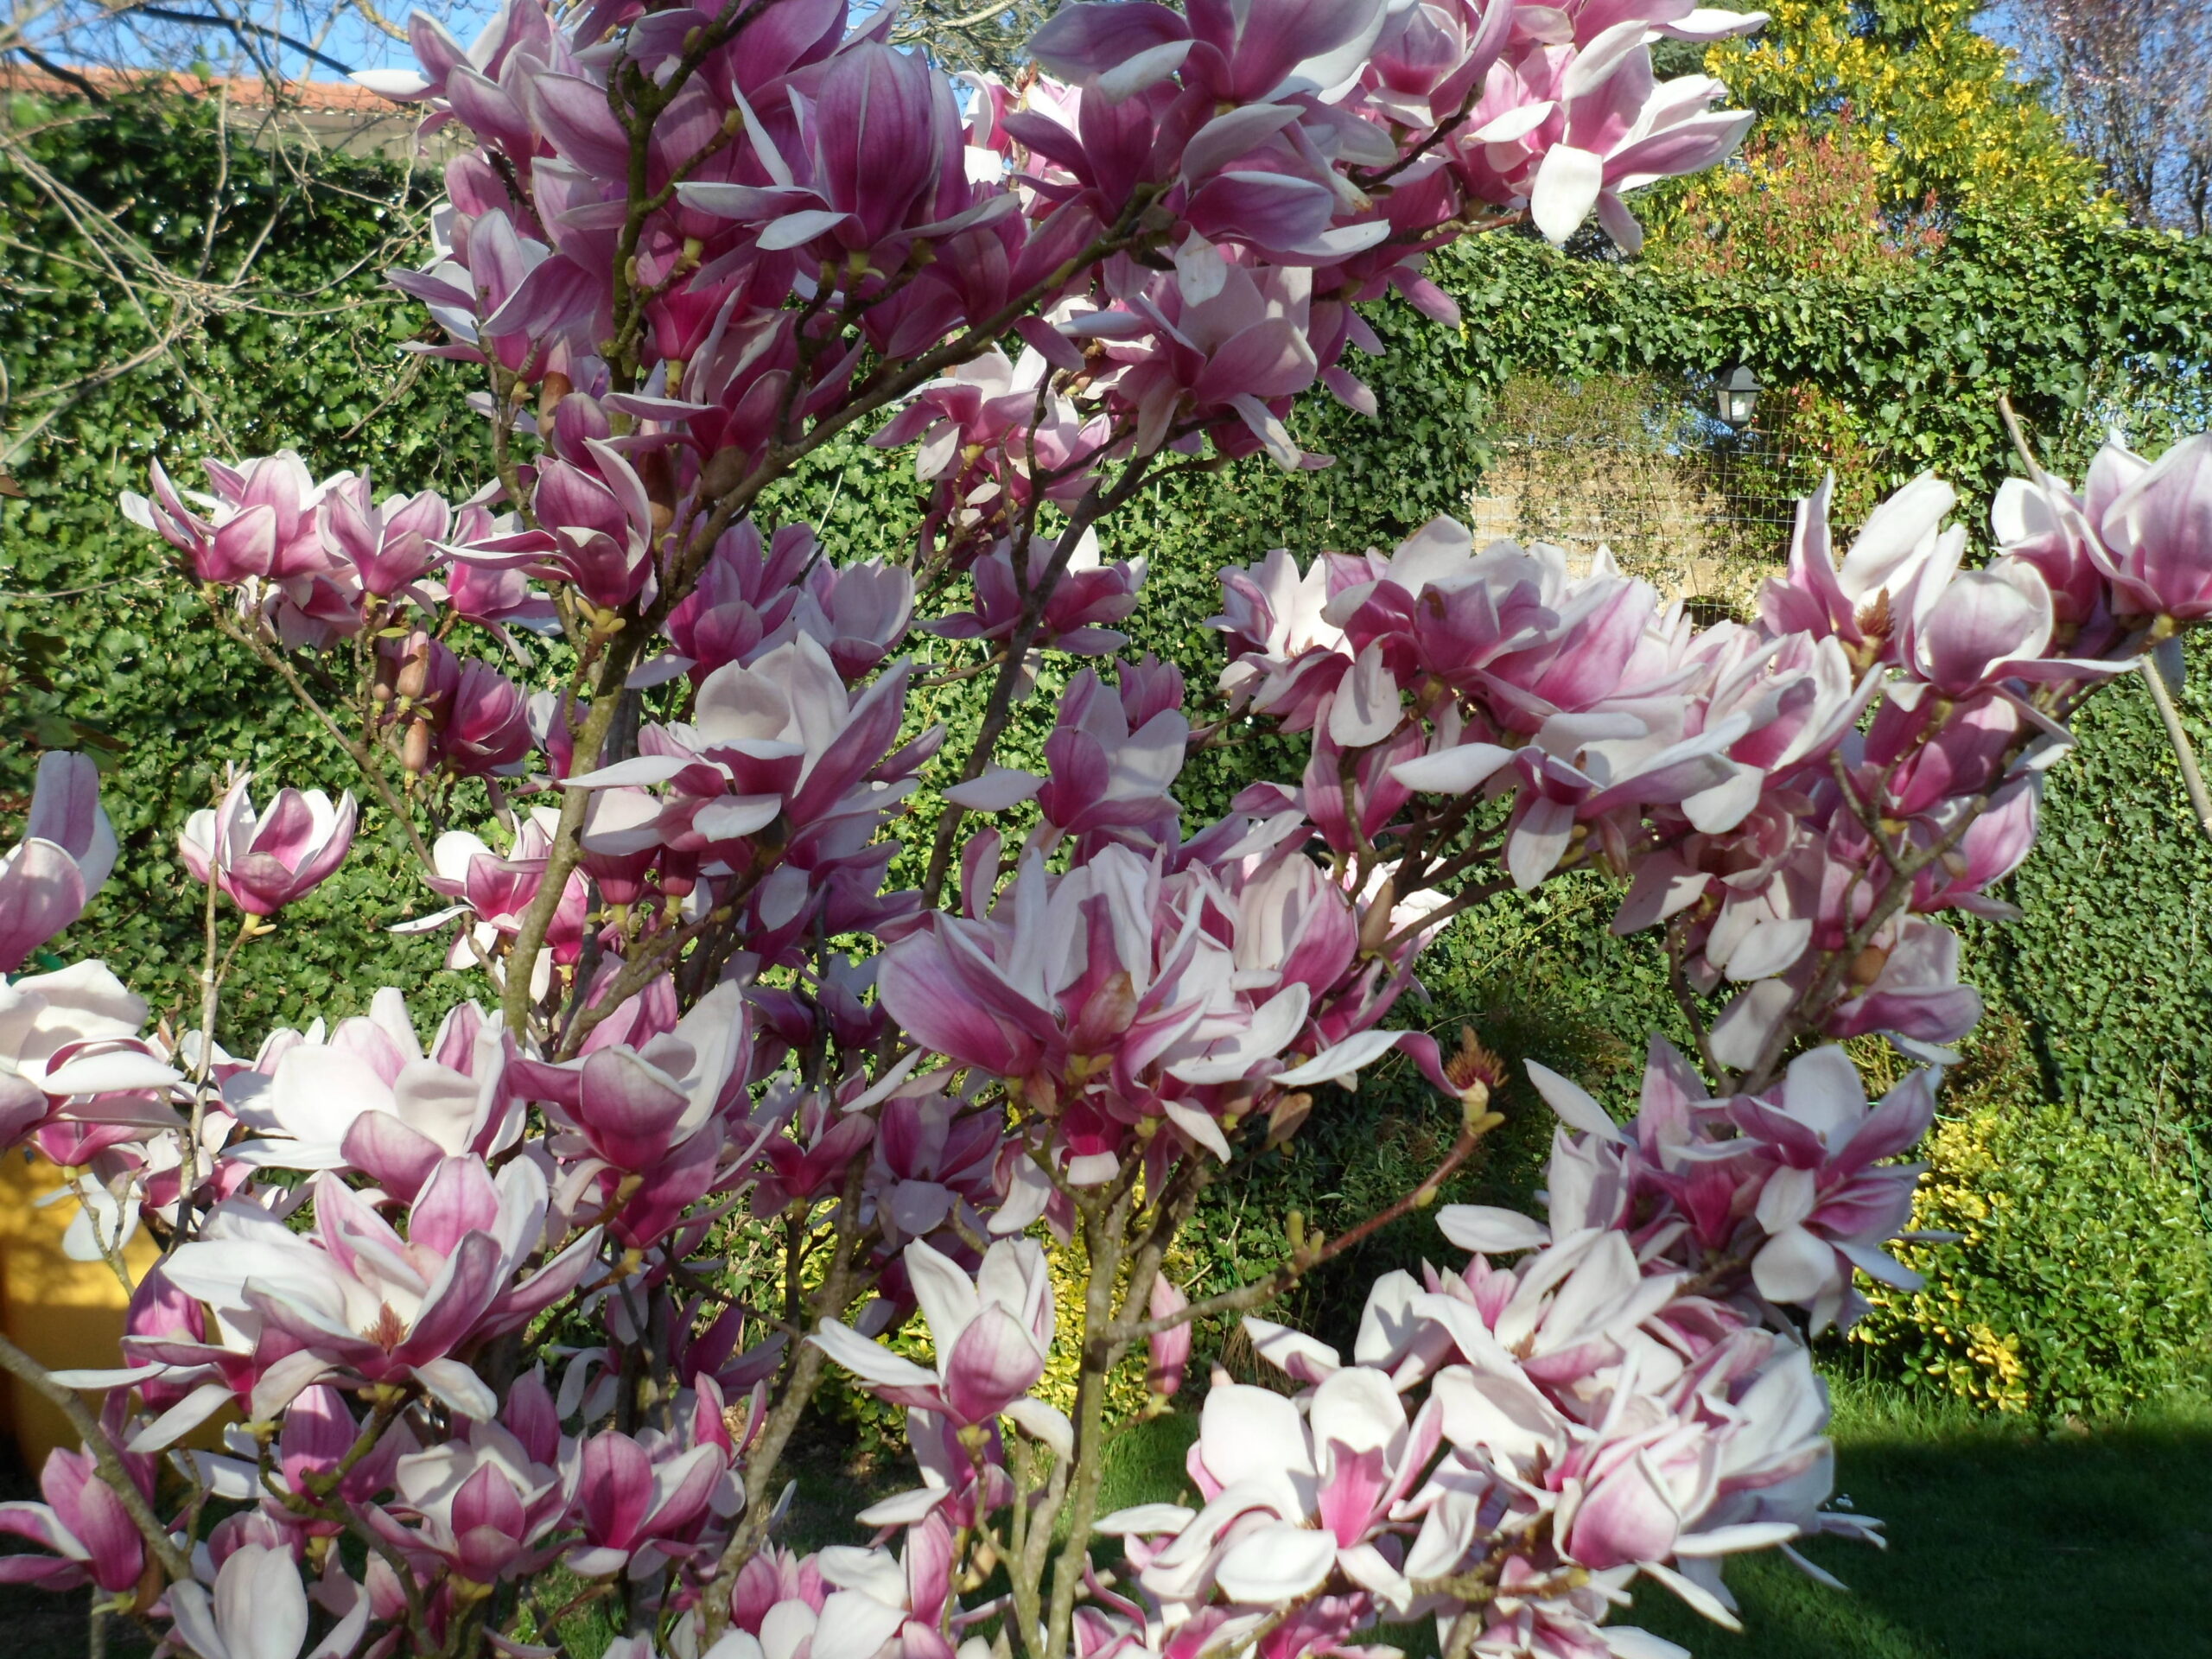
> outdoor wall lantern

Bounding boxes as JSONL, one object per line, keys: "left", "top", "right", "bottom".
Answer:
{"left": 1717, "top": 364, "right": 1760, "bottom": 428}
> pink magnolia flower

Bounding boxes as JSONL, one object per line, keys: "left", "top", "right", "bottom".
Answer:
{"left": 2088, "top": 431, "right": 2212, "bottom": 620}
{"left": 404, "top": 811, "right": 591, "bottom": 995}
{"left": 375, "top": 632, "right": 533, "bottom": 778}
{"left": 810, "top": 1237, "right": 1059, "bottom": 1434}
{"left": 1822, "top": 915, "right": 1983, "bottom": 1055}
{"left": 864, "top": 1089, "right": 1006, "bottom": 1253}
{"left": 1072, "top": 251, "right": 1325, "bottom": 468}
{"left": 0, "top": 751, "right": 118, "bottom": 972}
{"left": 1904, "top": 560, "right": 2115, "bottom": 697}
{"left": 787, "top": 561, "right": 918, "bottom": 681}
{"left": 168, "top": 1541, "right": 368, "bottom": 1659}
{"left": 163, "top": 1154, "right": 601, "bottom": 1421}
{"left": 0, "top": 1433, "right": 157, "bottom": 1593}
{"left": 1526, "top": 1041, "right": 1936, "bottom": 1335}
{"left": 1211, "top": 546, "right": 1358, "bottom": 728}
{"left": 1991, "top": 471, "right": 2110, "bottom": 630}
{"left": 375, "top": 1416, "right": 574, "bottom": 1583}
{"left": 221, "top": 988, "right": 518, "bottom": 1200}
{"left": 752, "top": 1084, "right": 878, "bottom": 1218}
{"left": 1034, "top": 0, "right": 1418, "bottom": 112}
{"left": 928, "top": 529, "right": 1144, "bottom": 657}
{"left": 1723, "top": 1047, "right": 1938, "bottom": 1331}
{"left": 445, "top": 527, "right": 561, "bottom": 634}
{"left": 1757, "top": 473, "right": 1964, "bottom": 660}
{"left": 1019, "top": 664, "right": 1189, "bottom": 846}
{"left": 565, "top": 1423, "right": 730, "bottom": 1577}
{"left": 562, "top": 637, "right": 925, "bottom": 861}
{"left": 509, "top": 981, "right": 749, "bottom": 1175}
{"left": 878, "top": 846, "right": 1244, "bottom": 1146}
{"left": 123, "top": 452, "right": 348, "bottom": 588}
{"left": 1227, "top": 851, "right": 1360, "bottom": 1004}
{"left": 267, "top": 1384, "right": 416, "bottom": 1523}
{"left": 387, "top": 205, "right": 604, "bottom": 378}
{"left": 673, "top": 39, "right": 985, "bottom": 267}
{"left": 179, "top": 773, "right": 358, "bottom": 916}
{"left": 321, "top": 475, "right": 451, "bottom": 597}
{"left": 868, "top": 347, "right": 1108, "bottom": 524}
{"left": 1911, "top": 775, "right": 2038, "bottom": 918}
{"left": 455, "top": 442, "right": 660, "bottom": 611}
{"left": 1121, "top": 1369, "right": 1440, "bottom": 1606}
{"left": 0, "top": 958, "right": 178, "bottom": 1154}
{"left": 663, "top": 520, "right": 821, "bottom": 680}
{"left": 722, "top": 1531, "right": 939, "bottom": 1659}
{"left": 1502, "top": 37, "right": 1759, "bottom": 253}
{"left": 1117, "top": 1177, "right": 1853, "bottom": 1650}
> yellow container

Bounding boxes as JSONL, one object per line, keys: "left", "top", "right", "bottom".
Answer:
{"left": 0, "top": 1154, "right": 161, "bottom": 1468}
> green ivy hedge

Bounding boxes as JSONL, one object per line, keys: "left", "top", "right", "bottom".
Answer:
{"left": 6, "top": 94, "right": 2209, "bottom": 1189}
{"left": 1843, "top": 1025, "right": 2212, "bottom": 1420}
{"left": 2, "top": 94, "right": 490, "bottom": 1031}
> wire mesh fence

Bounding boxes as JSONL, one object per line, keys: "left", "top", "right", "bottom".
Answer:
{"left": 1468, "top": 422, "right": 1824, "bottom": 619}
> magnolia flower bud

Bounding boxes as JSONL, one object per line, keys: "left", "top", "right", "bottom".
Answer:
{"left": 395, "top": 638, "right": 432, "bottom": 702}
{"left": 1847, "top": 943, "right": 1890, "bottom": 987}
{"left": 537, "top": 370, "right": 574, "bottom": 423}
{"left": 702, "top": 446, "right": 748, "bottom": 500}
{"left": 178, "top": 773, "right": 356, "bottom": 915}
{"left": 1357, "top": 875, "right": 1397, "bottom": 956}
{"left": 1147, "top": 1276, "right": 1192, "bottom": 1399}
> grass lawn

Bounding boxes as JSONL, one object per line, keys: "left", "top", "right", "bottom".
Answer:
{"left": 1094, "top": 1382, "right": 2212, "bottom": 1659}
{"left": 1622, "top": 1385, "right": 2212, "bottom": 1658}
{"left": 3, "top": 1382, "right": 2206, "bottom": 1658}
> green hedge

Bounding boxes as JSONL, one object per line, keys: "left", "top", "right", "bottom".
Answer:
{"left": 2, "top": 95, "right": 488, "bottom": 1031}
{"left": 6, "top": 95, "right": 2209, "bottom": 1189}
{"left": 1844, "top": 1022, "right": 2212, "bottom": 1418}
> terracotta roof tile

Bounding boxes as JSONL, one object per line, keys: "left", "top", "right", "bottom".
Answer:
{"left": 1, "top": 62, "right": 414, "bottom": 116}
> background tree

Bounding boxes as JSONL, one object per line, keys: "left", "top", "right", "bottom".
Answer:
{"left": 1993, "top": 0, "right": 2212, "bottom": 233}
{"left": 1693, "top": 0, "right": 2097, "bottom": 219}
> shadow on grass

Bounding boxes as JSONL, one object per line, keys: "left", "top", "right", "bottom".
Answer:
{"left": 1628, "top": 1388, "right": 2212, "bottom": 1659}
{"left": 0, "top": 1446, "right": 152, "bottom": 1659}
{"left": 3, "top": 1386, "right": 2203, "bottom": 1659}
{"left": 1101, "top": 1385, "right": 2212, "bottom": 1659}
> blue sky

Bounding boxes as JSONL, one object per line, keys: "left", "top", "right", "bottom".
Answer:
{"left": 119, "top": 1, "right": 500, "bottom": 80}
{"left": 154, "top": 0, "right": 2037, "bottom": 86}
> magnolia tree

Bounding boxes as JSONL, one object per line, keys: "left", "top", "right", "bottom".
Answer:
{"left": 3, "top": 0, "right": 2210, "bottom": 1655}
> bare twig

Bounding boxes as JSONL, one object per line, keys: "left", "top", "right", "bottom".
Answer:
{"left": 2138, "top": 651, "right": 2212, "bottom": 837}
{"left": 0, "top": 1332, "right": 192, "bottom": 1583}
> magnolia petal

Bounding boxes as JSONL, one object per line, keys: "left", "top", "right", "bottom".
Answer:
{"left": 1271, "top": 1029, "right": 1402, "bottom": 1086}
{"left": 416, "top": 1357, "right": 498, "bottom": 1421}
{"left": 1390, "top": 742, "right": 1513, "bottom": 794}
{"left": 1004, "top": 1397, "right": 1074, "bottom": 1458}
{"left": 1529, "top": 144, "right": 1605, "bottom": 245}
{"left": 1436, "top": 1205, "right": 1551, "bottom": 1255}
{"left": 808, "top": 1320, "right": 944, "bottom": 1392}
{"left": 1095, "top": 1503, "right": 1196, "bottom": 1535}
{"left": 942, "top": 768, "right": 1043, "bottom": 811}
{"left": 1674, "top": 1522, "right": 1802, "bottom": 1556}
{"left": 855, "top": 1486, "right": 949, "bottom": 1527}
{"left": 1214, "top": 1522, "right": 1335, "bottom": 1602}
{"left": 1161, "top": 1098, "right": 1232, "bottom": 1160}
{"left": 1641, "top": 1560, "right": 1745, "bottom": 1631}
{"left": 1524, "top": 1061, "right": 1625, "bottom": 1142}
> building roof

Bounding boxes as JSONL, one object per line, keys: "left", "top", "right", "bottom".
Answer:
{"left": 3, "top": 63, "right": 456, "bottom": 160}
{"left": 3, "top": 62, "right": 407, "bottom": 113}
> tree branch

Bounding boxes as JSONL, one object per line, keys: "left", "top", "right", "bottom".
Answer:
{"left": 0, "top": 1332, "right": 192, "bottom": 1584}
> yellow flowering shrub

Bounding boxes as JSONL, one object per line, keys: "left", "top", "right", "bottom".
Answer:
{"left": 1699, "top": 0, "right": 2101, "bottom": 217}
{"left": 1033, "top": 1234, "right": 1166, "bottom": 1423}
{"left": 1847, "top": 1097, "right": 2212, "bottom": 1420}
